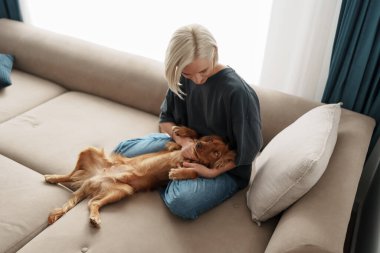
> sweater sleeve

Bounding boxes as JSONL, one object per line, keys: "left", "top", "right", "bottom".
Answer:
{"left": 159, "top": 89, "right": 175, "bottom": 123}
{"left": 229, "top": 87, "right": 263, "bottom": 166}
{"left": 159, "top": 88, "right": 188, "bottom": 126}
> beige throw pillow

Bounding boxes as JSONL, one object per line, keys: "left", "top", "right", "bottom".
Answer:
{"left": 247, "top": 103, "right": 341, "bottom": 223}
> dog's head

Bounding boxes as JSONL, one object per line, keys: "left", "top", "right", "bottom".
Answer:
{"left": 193, "top": 135, "right": 236, "bottom": 168}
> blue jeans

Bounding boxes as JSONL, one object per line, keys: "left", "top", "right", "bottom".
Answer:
{"left": 113, "top": 133, "right": 239, "bottom": 220}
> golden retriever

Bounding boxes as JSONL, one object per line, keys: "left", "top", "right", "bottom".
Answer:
{"left": 44, "top": 126, "right": 235, "bottom": 227}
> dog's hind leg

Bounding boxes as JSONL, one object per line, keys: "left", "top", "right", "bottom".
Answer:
{"left": 45, "top": 147, "right": 111, "bottom": 185}
{"left": 44, "top": 174, "right": 72, "bottom": 184}
{"left": 47, "top": 184, "right": 87, "bottom": 225}
{"left": 88, "top": 184, "right": 134, "bottom": 227}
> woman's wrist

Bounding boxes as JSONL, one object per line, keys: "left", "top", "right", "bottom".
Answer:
{"left": 174, "top": 135, "right": 194, "bottom": 146}
{"left": 159, "top": 122, "right": 176, "bottom": 138}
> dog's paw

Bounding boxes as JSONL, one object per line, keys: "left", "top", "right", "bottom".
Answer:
{"left": 44, "top": 175, "right": 57, "bottom": 184}
{"left": 48, "top": 209, "right": 64, "bottom": 225}
{"left": 90, "top": 216, "right": 101, "bottom": 228}
{"left": 165, "top": 141, "right": 181, "bottom": 151}
{"left": 48, "top": 215, "right": 58, "bottom": 225}
{"left": 169, "top": 168, "right": 198, "bottom": 180}
{"left": 168, "top": 168, "right": 180, "bottom": 180}
{"left": 172, "top": 126, "right": 198, "bottom": 139}
{"left": 169, "top": 168, "right": 188, "bottom": 180}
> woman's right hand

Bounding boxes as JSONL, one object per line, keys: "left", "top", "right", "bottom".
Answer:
{"left": 178, "top": 137, "right": 196, "bottom": 160}
{"left": 159, "top": 122, "right": 197, "bottom": 159}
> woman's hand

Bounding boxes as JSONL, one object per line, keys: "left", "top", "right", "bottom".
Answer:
{"left": 182, "top": 161, "right": 218, "bottom": 178}
{"left": 161, "top": 124, "right": 197, "bottom": 160}
{"left": 178, "top": 138, "right": 196, "bottom": 160}
{"left": 182, "top": 160, "right": 236, "bottom": 179}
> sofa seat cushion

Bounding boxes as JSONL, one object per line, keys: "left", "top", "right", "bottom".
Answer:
{"left": 0, "top": 155, "right": 72, "bottom": 253}
{"left": 0, "top": 69, "right": 66, "bottom": 123}
{"left": 17, "top": 190, "right": 278, "bottom": 253}
{"left": 0, "top": 91, "right": 160, "bottom": 176}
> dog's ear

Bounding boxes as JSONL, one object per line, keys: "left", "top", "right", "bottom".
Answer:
{"left": 213, "top": 150, "right": 236, "bottom": 168}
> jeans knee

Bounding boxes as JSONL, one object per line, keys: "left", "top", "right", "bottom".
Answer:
{"left": 161, "top": 175, "right": 239, "bottom": 220}
{"left": 166, "top": 199, "right": 198, "bottom": 220}
{"left": 163, "top": 191, "right": 199, "bottom": 220}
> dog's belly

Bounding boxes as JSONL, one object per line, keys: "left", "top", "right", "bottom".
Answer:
{"left": 126, "top": 173, "right": 167, "bottom": 191}
{"left": 100, "top": 151, "right": 183, "bottom": 192}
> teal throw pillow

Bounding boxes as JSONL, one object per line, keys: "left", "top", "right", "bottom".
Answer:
{"left": 0, "top": 53, "right": 14, "bottom": 88}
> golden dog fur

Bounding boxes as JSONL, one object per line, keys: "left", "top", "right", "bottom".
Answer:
{"left": 44, "top": 126, "right": 235, "bottom": 227}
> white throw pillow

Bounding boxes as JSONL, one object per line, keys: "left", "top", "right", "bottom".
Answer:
{"left": 246, "top": 103, "right": 341, "bottom": 223}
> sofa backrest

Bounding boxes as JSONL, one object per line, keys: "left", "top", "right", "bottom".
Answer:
{"left": 0, "top": 19, "right": 372, "bottom": 148}
{"left": 0, "top": 19, "right": 167, "bottom": 116}
{"left": 253, "top": 86, "right": 321, "bottom": 146}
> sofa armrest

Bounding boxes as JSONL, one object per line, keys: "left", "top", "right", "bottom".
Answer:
{"left": 264, "top": 109, "right": 375, "bottom": 253}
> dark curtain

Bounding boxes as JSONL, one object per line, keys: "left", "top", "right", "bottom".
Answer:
{"left": 322, "top": 0, "right": 380, "bottom": 155}
{"left": 0, "top": 0, "right": 22, "bottom": 21}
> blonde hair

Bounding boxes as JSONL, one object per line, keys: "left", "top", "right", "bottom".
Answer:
{"left": 164, "top": 24, "right": 218, "bottom": 98}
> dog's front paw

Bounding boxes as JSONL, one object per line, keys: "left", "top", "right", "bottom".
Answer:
{"left": 165, "top": 141, "right": 181, "bottom": 151}
{"left": 169, "top": 168, "right": 182, "bottom": 180}
{"left": 172, "top": 126, "right": 198, "bottom": 139}
{"left": 169, "top": 168, "right": 197, "bottom": 180}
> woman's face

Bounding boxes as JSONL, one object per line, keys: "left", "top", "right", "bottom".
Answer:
{"left": 182, "top": 57, "right": 214, "bottom": 85}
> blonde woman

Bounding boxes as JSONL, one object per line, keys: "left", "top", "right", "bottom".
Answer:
{"left": 114, "top": 24, "right": 262, "bottom": 219}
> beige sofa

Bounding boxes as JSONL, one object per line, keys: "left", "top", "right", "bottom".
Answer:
{"left": 0, "top": 19, "right": 375, "bottom": 253}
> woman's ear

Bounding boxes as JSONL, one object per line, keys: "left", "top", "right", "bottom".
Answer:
{"left": 213, "top": 150, "right": 236, "bottom": 168}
